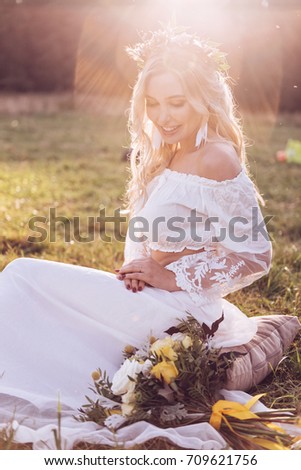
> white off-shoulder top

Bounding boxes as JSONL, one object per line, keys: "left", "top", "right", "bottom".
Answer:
{"left": 124, "top": 167, "right": 272, "bottom": 306}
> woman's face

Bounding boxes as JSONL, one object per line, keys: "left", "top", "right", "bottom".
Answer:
{"left": 145, "top": 71, "right": 202, "bottom": 151}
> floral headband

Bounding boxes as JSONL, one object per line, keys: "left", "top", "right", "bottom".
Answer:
{"left": 126, "top": 25, "right": 230, "bottom": 74}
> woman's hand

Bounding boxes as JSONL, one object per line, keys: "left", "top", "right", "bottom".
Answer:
{"left": 116, "top": 257, "right": 181, "bottom": 293}
{"left": 116, "top": 258, "right": 146, "bottom": 293}
{"left": 117, "top": 272, "right": 146, "bottom": 293}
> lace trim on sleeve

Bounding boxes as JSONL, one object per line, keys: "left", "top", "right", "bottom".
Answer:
{"left": 165, "top": 249, "right": 270, "bottom": 306}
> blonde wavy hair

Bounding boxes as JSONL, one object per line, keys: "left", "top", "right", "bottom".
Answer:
{"left": 124, "top": 30, "right": 260, "bottom": 215}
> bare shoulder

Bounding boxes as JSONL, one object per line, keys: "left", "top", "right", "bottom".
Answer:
{"left": 197, "top": 141, "right": 242, "bottom": 182}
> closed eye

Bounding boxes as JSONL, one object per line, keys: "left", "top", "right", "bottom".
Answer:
{"left": 170, "top": 102, "right": 185, "bottom": 107}
{"left": 146, "top": 101, "right": 158, "bottom": 107}
{"left": 146, "top": 101, "right": 185, "bottom": 108}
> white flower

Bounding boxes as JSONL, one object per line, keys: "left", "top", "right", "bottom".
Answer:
{"left": 171, "top": 332, "right": 186, "bottom": 342}
{"left": 121, "top": 390, "right": 136, "bottom": 404}
{"left": 111, "top": 358, "right": 143, "bottom": 395}
{"left": 182, "top": 335, "right": 193, "bottom": 349}
{"left": 141, "top": 359, "right": 153, "bottom": 377}
{"left": 121, "top": 403, "right": 135, "bottom": 417}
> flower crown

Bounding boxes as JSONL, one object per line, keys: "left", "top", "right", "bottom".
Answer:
{"left": 126, "top": 26, "right": 230, "bottom": 74}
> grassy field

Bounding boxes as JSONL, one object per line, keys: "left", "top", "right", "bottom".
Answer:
{"left": 0, "top": 110, "right": 300, "bottom": 449}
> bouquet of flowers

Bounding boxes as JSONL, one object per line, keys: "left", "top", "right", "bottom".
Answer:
{"left": 78, "top": 314, "right": 301, "bottom": 450}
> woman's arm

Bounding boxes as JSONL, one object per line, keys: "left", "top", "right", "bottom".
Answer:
{"left": 164, "top": 247, "right": 272, "bottom": 304}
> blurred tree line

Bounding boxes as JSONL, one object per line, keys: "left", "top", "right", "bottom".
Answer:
{"left": 0, "top": 0, "right": 300, "bottom": 111}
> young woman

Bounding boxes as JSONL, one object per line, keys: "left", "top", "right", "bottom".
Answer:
{"left": 0, "top": 28, "right": 272, "bottom": 449}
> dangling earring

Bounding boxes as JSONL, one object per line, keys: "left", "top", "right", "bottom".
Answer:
{"left": 152, "top": 126, "right": 163, "bottom": 150}
{"left": 195, "top": 122, "right": 208, "bottom": 148}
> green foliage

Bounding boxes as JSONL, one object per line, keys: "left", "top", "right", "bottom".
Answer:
{"left": 77, "top": 369, "right": 122, "bottom": 425}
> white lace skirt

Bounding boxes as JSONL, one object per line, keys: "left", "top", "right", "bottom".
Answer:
{"left": 0, "top": 257, "right": 257, "bottom": 449}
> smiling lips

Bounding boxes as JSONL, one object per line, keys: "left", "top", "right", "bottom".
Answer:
{"left": 160, "top": 125, "right": 181, "bottom": 136}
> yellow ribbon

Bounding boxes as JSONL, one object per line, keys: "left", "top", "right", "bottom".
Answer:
{"left": 209, "top": 394, "right": 288, "bottom": 450}
{"left": 209, "top": 394, "right": 266, "bottom": 430}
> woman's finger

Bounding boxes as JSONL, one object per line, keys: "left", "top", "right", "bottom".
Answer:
{"left": 124, "top": 278, "right": 132, "bottom": 290}
{"left": 138, "top": 280, "right": 145, "bottom": 292}
{"left": 123, "top": 278, "right": 141, "bottom": 292}
{"left": 130, "top": 278, "right": 139, "bottom": 293}
{"left": 124, "top": 273, "right": 152, "bottom": 288}
{"left": 118, "top": 263, "right": 143, "bottom": 274}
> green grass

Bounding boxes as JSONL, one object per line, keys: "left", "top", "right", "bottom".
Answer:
{"left": 0, "top": 110, "right": 300, "bottom": 450}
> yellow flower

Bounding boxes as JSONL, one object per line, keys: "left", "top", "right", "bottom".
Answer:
{"left": 182, "top": 335, "right": 193, "bottom": 349}
{"left": 151, "top": 360, "right": 179, "bottom": 384}
{"left": 150, "top": 337, "right": 178, "bottom": 361}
